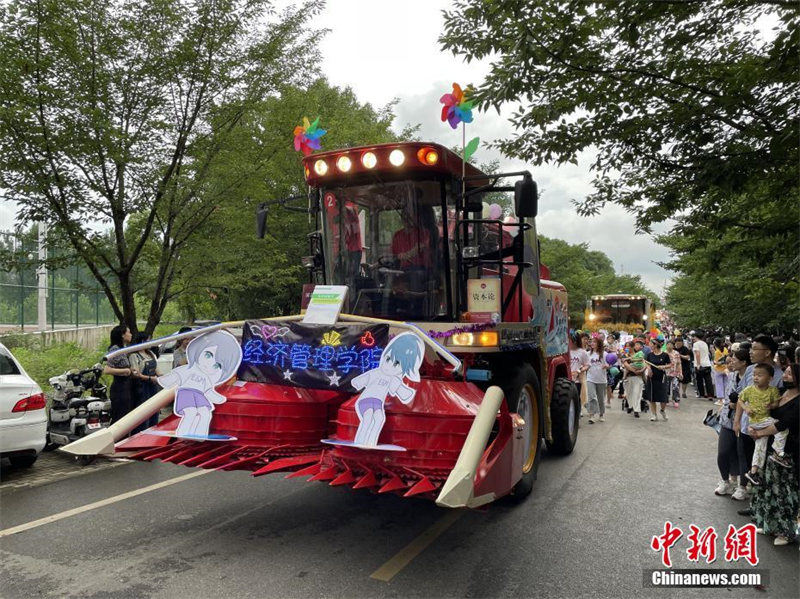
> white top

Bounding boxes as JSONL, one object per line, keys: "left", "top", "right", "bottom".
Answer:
{"left": 351, "top": 370, "right": 414, "bottom": 404}
{"left": 569, "top": 349, "right": 589, "bottom": 376}
{"left": 586, "top": 351, "right": 608, "bottom": 384}
{"left": 692, "top": 340, "right": 712, "bottom": 367}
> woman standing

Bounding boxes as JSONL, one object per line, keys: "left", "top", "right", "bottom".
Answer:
{"left": 712, "top": 338, "right": 729, "bottom": 403}
{"left": 569, "top": 331, "right": 589, "bottom": 413}
{"left": 665, "top": 340, "right": 682, "bottom": 408}
{"left": 674, "top": 337, "right": 693, "bottom": 398}
{"left": 104, "top": 324, "right": 134, "bottom": 424}
{"left": 645, "top": 338, "right": 671, "bottom": 421}
{"left": 129, "top": 332, "right": 162, "bottom": 432}
{"left": 586, "top": 337, "right": 609, "bottom": 423}
{"left": 714, "top": 348, "right": 750, "bottom": 498}
{"left": 750, "top": 363, "right": 800, "bottom": 545}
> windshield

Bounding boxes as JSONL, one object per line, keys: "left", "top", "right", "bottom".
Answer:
{"left": 321, "top": 180, "right": 449, "bottom": 321}
{"left": 591, "top": 297, "right": 647, "bottom": 324}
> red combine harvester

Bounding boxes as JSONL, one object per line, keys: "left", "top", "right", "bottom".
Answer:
{"left": 64, "top": 141, "right": 579, "bottom": 508}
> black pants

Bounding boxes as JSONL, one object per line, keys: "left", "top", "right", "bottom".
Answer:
{"left": 695, "top": 367, "right": 713, "bottom": 398}
{"left": 737, "top": 432, "right": 755, "bottom": 479}
{"left": 718, "top": 427, "right": 740, "bottom": 479}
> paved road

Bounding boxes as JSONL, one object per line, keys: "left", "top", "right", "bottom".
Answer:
{"left": 1, "top": 392, "right": 797, "bottom": 598}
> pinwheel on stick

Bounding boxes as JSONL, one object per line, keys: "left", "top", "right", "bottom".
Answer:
{"left": 293, "top": 117, "right": 326, "bottom": 156}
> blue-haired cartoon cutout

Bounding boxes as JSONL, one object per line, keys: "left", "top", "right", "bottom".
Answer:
{"left": 156, "top": 330, "right": 242, "bottom": 440}
{"left": 347, "top": 332, "right": 425, "bottom": 449}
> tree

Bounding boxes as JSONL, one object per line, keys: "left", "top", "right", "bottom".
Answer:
{"left": 0, "top": 0, "right": 322, "bottom": 334}
{"left": 539, "top": 235, "right": 656, "bottom": 326}
{"left": 440, "top": 1, "right": 798, "bottom": 330}
{"left": 170, "top": 79, "right": 415, "bottom": 321}
{"left": 440, "top": 1, "right": 797, "bottom": 227}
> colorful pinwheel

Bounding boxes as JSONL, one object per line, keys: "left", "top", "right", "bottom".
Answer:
{"left": 440, "top": 83, "right": 474, "bottom": 129}
{"left": 293, "top": 117, "right": 326, "bottom": 156}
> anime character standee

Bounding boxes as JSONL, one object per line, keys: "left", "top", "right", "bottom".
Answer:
{"left": 156, "top": 330, "right": 242, "bottom": 439}
{"left": 348, "top": 332, "right": 425, "bottom": 448}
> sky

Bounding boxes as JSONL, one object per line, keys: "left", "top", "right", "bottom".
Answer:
{"left": 312, "top": 0, "right": 674, "bottom": 295}
{"left": 0, "top": 0, "right": 675, "bottom": 295}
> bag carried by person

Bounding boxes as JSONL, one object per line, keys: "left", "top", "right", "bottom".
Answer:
{"left": 703, "top": 409, "right": 721, "bottom": 434}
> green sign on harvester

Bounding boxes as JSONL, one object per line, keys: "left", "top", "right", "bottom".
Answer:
{"left": 302, "top": 285, "right": 348, "bottom": 325}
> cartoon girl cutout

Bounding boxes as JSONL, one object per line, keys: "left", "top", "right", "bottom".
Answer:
{"left": 157, "top": 330, "right": 242, "bottom": 439}
{"left": 350, "top": 332, "right": 425, "bottom": 448}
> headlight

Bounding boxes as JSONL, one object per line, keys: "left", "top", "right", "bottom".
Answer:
{"left": 361, "top": 152, "right": 377, "bottom": 169}
{"left": 389, "top": 149, "right": 405, "bottom": 166}
{"left": 313, "top": 159, "right": 328, "bottom": 176}
{"left": 336, "top": 155, "right": 352, "bottom": 172}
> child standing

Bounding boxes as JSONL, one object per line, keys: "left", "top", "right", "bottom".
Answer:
{"left": 742, "top": 363, "right": 788, "bottom": 486}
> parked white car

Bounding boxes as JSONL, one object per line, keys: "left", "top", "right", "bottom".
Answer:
{"left": 0, "top": 342, "right": 47, "bottom": 468}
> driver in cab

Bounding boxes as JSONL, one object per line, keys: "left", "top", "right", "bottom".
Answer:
{"left": 390, "top": 189, "right": 432, "bottom": 270}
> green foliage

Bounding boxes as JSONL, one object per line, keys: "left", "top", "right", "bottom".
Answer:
{"left": 172, "top": 79, "right": 410, "bottom": 320}
{"left": 441, "top": 1, "right": 798, "bottom": 331}
{"left": 12, "top": 342, "right": 105, "bottom": 391}
{"left": 661, "top": 184, "right": 799, "bottom": 333}
{"left": 539, "top": 235, "right": 656, "bottom": 327}
{"left": 0, "top": 0, "right": 324, "bottom": 334}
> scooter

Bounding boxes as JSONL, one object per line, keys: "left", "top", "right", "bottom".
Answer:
{"left": 46, "top": 365, "right": 111, "bottom": 464}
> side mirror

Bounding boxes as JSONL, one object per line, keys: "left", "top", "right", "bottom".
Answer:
{"left": 256, "top": 203, "right": 268, "bottom": 238}
{"left": 514, "top": 174, "right": 538, "bottom": 217}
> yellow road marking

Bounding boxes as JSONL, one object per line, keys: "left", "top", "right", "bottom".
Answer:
{"left": 0, "top": 470, "right": 212, "bottom": 538}
{"left": 370, "top": 509, "right": 464, "bottom": 582}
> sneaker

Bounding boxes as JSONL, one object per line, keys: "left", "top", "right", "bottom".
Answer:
{"left": 627, "top": 408, "right": 633, "bottom": 414}
{"left": 599, "top": 415, "right": 605, "bottom": 422}
{"left": 731, "top": 486, "right": 748, "bottom": 501}
{"left": 737, "top": 507, "right": 753, "bottom": 516}
{"left": 774, "top": 536, "right": 789, "bottom": 546}
{"left": 634, "top": 412, "right": 640, "bottom": 418}
{"left": 714, "top": 399, "right": 723, "bottom": 406}
{"left": 660, "top": 410, "right": 668, "bottom": 421}
{"left": 650, "top": 414, "right": 657, "bottom": 421}
{"left": 755, "top": 527, "right": 765, "bottom": 534}
{"left": 588, "top": 416, "right": 595, "bottom": 424}
{"left": 715, "top": 480, "right": 734, "bottom": 496}
{"left": 768, "top": 453, "right": 792, "bottom": 468}
{"left": 681, "top": 392, "right": 687, "bottom": 398}
{"left": 744, "top": 471, "right": 763, "bottom": 487}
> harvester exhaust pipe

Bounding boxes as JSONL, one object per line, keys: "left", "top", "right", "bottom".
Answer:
{"left": 60, "top": 387, "right": 176, "bottom": 456}
{"left": 436, "top": 385, "right": 504, "bottom": 509}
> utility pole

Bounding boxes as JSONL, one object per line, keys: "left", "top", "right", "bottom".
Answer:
{"left": 37, "top": 223, "right": 47, "bottom": 331}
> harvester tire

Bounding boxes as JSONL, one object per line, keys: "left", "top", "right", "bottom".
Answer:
{"left": 500, "top": 364, "right": 543, "bottom": 499}
{"left": 546, "top": 377, "right": 579, "bottom": 455}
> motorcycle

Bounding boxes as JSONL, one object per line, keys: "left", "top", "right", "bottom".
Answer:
{"left": 46, "top": 365, "right": 111, "bottom": 464}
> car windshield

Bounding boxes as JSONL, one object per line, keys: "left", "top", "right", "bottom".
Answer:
{"left": 321, "top": 180, "right": 449, "bottom": 321}
{"left": 591, "top": 297, "right": 646, "bottom": 324}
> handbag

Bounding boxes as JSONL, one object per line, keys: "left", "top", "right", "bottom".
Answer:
{"left": 703, "top": 409, "right": 721, "bottom": 434}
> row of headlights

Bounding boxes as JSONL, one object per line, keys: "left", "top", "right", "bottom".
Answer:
{"left": 308, "top": 147, "right": 440, "bottom": 177}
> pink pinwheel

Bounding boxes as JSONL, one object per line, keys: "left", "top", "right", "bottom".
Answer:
{"left": 293, "top": 116, "right": 326, "bottom": 156}
{"left": 440, "top": 83, "right": 474, "bottom": 129}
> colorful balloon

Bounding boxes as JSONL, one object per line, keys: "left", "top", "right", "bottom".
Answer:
{"left": 605, "top": 353, "right": 618, "bottom": 365}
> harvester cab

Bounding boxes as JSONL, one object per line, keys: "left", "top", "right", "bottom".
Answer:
{"left": 63, "top": 142, "right": 579, "bottom": 510}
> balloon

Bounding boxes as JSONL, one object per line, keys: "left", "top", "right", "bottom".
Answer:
{"left": 605, "top": 353, "right": 618, "bottom": 365}
{"left": 488, "top": 203, "right": 502, "bottom": 220}
{"left": 609, "top": 366, "right": 620, "bottom": 377}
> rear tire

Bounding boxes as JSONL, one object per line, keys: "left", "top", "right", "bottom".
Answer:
{"left": 500, "top": 363, "right": 543, "bottom": 499}
{"left": 8, "top": 454, "right": 37, "bottom": 468}
{"left": 546, "top": 377, "right": 579, "bottom": 455}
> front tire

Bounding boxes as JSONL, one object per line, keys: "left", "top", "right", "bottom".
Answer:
{"left": 8, "top": 454, "right": 37, "bottom": 468}
{"left": 500, "top": 364, "right": 543, "bottom": 499}
{"left": 546, "top": 377, "right": 579, "bottom": 455}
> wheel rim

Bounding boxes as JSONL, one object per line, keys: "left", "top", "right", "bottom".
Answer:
{"left": 520, "top": 384, "right": 539, "bottom": 474}
{"left": 568, "top": 393, "right": 576, "bottom": 438}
